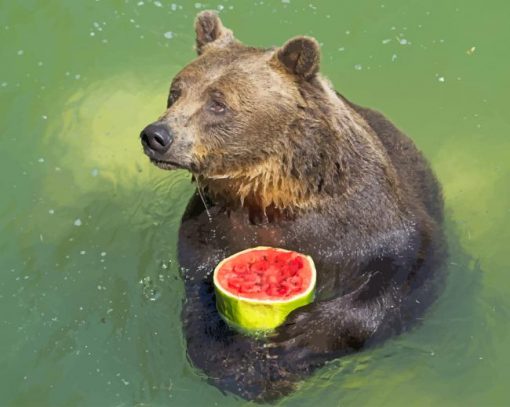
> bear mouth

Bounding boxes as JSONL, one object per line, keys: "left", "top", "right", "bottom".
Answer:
{"left": 150, "top": 158, "right": 187, "bottom": 170}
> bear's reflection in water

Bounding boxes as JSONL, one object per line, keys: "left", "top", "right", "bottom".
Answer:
{"left": 140, "top": 11, "right": 446, "bottom": 401}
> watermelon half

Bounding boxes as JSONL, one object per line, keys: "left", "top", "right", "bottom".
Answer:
{"left": 213, "top": 247, "right": 316, "bottom": 331}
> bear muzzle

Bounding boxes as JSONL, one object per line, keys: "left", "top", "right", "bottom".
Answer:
{"left": 140, "top": 122, "right": 173, "bottom": 155}
{"left": 140, "top": 122, "right": 191, "bottom": 170}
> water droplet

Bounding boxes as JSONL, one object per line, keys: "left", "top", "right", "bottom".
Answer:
{"left": 17, "top": 49, "right": 24, "bottom": 56}
{"left": 154, "top": 1, "right": 162, "bottom": 7}
{"left": 163, "top": 31, "right": 174, "bottom": 39}
{"left": 466, "top": 46, "right": 476, "bottom": 55}
{"left": 438, "top": 76, "right": 445, "bottom": 83}
{"left": 74, "top": 218, "right": 82, "bottom": 226}
{"left": 38, "top": 157, "right": 45, "bottom": 163}
{"left": 141, "top": 276, "right": 161, "bottom": 301}
{"left": 48, "top": 209, "right": 55, "bottom": 215}
{"left": 354, "top": 64, "right": 362, "bottom": 71}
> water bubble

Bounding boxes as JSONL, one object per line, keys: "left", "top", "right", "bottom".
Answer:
{"left": 141, "top": 276, "right": 161, "bottom": 302}
{"left": 74, "top": 218, "right": 82, "bottom": 226}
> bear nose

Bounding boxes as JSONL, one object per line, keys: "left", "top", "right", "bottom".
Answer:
{"left": 140, "top": 123, "right": 173, "bottom": 154}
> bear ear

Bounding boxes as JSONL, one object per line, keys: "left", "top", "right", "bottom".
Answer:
{"left": 275, "top": 36, "right": 320, "bottom": 80}
{"left": 195, "top": 11, "right": 235, "bottom": 55}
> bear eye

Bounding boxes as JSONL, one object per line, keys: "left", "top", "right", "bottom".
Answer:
{"left": 208, "top": 99, "right": 227, "bottom": 115}
{"left": 167, "top": 88, "right": 181, "bottom": 108}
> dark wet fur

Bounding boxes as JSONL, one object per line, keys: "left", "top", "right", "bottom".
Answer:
{"left": 138, "top": 11, "right": 448, "bottom": 402}
{"left": 177, "top": 97, "right": 446, "bottom": 401}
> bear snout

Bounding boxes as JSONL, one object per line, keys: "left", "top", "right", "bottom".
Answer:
{"left": 140, "top": 122, "right": 173, "bottom": 156}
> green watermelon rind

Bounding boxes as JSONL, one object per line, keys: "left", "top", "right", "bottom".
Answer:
{"left": 213, "top": 246, "right": 316, "bottom": 331}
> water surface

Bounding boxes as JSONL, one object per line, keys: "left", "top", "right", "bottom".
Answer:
{"left": 1, "top": 0, "right": 509, "bottom": 406}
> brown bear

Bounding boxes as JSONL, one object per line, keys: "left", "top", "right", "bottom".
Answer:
{"left": 140, "top": 11, "right": 445, "bottom": 402}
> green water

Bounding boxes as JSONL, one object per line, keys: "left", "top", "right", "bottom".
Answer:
{"left": 1, "top": 0, "right": 509, "bottom": 406}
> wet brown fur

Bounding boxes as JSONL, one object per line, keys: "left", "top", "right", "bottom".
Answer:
{"left": 141, "top": 11, "right": 445, "bottom": 402}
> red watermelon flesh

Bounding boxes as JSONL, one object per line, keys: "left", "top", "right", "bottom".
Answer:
{"left": 216, "top": 248, "right": 313, "bottom": 300}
